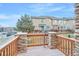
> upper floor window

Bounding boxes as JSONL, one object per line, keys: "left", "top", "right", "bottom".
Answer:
{"left": 41, "top": 19, "right": 44, "bottom": 23}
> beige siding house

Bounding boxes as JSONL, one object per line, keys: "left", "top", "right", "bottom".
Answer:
{"left": 32, "top": 16, "right": 53, "bottom": 32}
{"left": 31, "top": 16, "right": 74, "bottom": 32}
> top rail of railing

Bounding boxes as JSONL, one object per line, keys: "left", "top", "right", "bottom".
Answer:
{"left": 27, "top": 33, "right": 48, "bottom": 36}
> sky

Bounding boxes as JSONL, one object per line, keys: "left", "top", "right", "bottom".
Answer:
{"left": 0, "top": 3, "right": 75, "bottom": 27}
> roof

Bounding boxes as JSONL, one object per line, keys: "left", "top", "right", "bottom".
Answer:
{"left": 31, "top": 16, "right": 56, "bottom": 20}
{"left": 31, "top": 16, "right": 74, "bottom": 20}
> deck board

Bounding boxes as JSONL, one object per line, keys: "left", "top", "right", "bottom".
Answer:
{"left": 17, "top": 46, "right": 65, "bottom": 56}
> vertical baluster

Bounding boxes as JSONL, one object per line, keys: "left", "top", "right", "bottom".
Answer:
{"left": 70, "top": 41, "right": 73, "bottom": 56}
{"left": 45, "top": 35, "right": 46, "bottom": 45}
{"left": 40, "top": 36, "right": 41, "bottom": 45}
{"left": 13, "top": 41, "right": 14, "bottom": 56}
{"left": 60, "top": 39, "right": 62, "bottom": 51}
{"left": 66, "top": 39, "right": 68, "bottom": 55}
{"left": 39, "top": 36, "right": 40, "bottom": 45}
{"left": 68, "top": 40, "right": 70, "bottom": 55}
{"left": 32, "top": 36, "right": 35, "bottom": 45}
{"left": 4, "top": 47, "right": 7, "bottom": 56}
{"left": 71, "top": 41, "right": 75, "bottom": 56}
{"left": 44, "top": 35, "right": 46, "bottom": 45}
{"left": 64, "top": 39, "right": 66, "bottom": 55}
{"left": 33, "top": 36, "right": 34, "bottom": 45}
{"left": 61, "top": 38, "right": 62, "bottom": 52}
{"left": 38, "top": 36, "right": 39, "bottom": 45}
{"left": 67, "top": 40, "right": 68, "bottom": 55}
{"left": 61, "top": 39, "right": 63, "bottom": 52}
{"left": 1, "top": 51, "right": 4, "bottom": 56}
{"left": 14, "top": 38, "right": 18, "bottom": 55}
{"left": 14, "top": 40, "right": 16, "bottom": 55}
{"left": 42, "top": 35, "right": 43, "bottom": 45}
{"left": 29, "top": 36, "right": 31, "bottom": 46}
{"left": 35, "top": 36, "right": 36, "bottom": 45}
{"left": 71, "top": 41, "right": 73, "bottom": 56}
{"left": 69, "top": 41, "right": 71, "bottom": 56}
{"left": 0, "top": 52, "right": 1, "bottom": 56}
{"left": 57, "top": 37, "right": 59, "bottom": 50}
{"left": 63, "top": 39, "right": 65, "bottom": 54}
{"left": 38, "top": 36, "right": 42, "bottom": 45}
{"left": 65, "top": 40, "right": 67, "bottom": 55}
{"left": 7, "top": 46, "right": 9, "bottom": 56}
{"left": 9, "top": 45, "right": 10, "bottom": 56}
{"left": 3, "top": 48, "right": 6, "bottom": 56}
{"left": 60, "top": 38, "right": 62, "bottom": 51}
{"left": 9, "top": 44, "right": 11, "bottom": 56}
{"left": 58, "top": 37, "right": 60, "bottom": 50}
{"left": 1, "top": 49, "right": 4, "bottom": 56}
{"left": 12, "top": 42, "right": 13, "bottom": 56}
{"left": 62, "top": 38, "right": 64, "bottom": 53}
{"left": 15, "top": 39, "right": 17, "bottom": 55}
{"left": 32, "top": 36, "right": 33, "bottom": 45}
{"left": 14, "top": 40, "right": 16, "bottom": 56}
{"left": 57, "top": 37, "right": 59, "bottom": 49}
{"left": 0, "top": 51, "right": 1, "bottom": 56}
{"left": 36, "top": 35, "right": 37, "bottom": 45}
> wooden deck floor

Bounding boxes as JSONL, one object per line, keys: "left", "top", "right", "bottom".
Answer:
{"left": 17, "top": 46, "right": 65, "bottom": 56}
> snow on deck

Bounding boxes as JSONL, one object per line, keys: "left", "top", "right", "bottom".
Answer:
{"left": 17, "top": 46, "right": 65, "bottom": 56}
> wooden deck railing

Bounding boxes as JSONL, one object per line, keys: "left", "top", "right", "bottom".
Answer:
{"left": 56, "top": 35, "right": 75, "bottom": 56}
{"left": 0, "top": 33, "right": 78, "bottom": 56}
{"left": 27, "top": 33, "right": 48, "bottom": 47}
{"left": 0, "top": 36, "right": 19, "bottom": 56}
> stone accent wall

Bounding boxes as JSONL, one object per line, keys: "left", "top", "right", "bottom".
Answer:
{"left": 48, "top": 32, "right": 57, "bottom": 49}
{"left": 17, "top": 35, "right": 27, "bottom": 53}
{"left": 51, "top": 34, "right": 57, "bottom": 48}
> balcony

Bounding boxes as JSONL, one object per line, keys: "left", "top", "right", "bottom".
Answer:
{"left": 0, "top": 33, "right": 78, "bottom": 56}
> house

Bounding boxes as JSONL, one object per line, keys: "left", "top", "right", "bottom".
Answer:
{"left": 31, "top": 16, "right": 74, "bottom": 32}
{"left": 0, "top": 25, "right": 15, "bottom": 32}
{"left": 32, "top": 16, "right": 53, "bottom": 32}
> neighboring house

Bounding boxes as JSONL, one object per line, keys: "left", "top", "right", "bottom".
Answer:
{"left": 58, "top": 18, "right": 74, "bottom": 31}
{"left": 52, "top": 19, "right": 75, "bottom": 32}
{"left": 0, "top": 25, "right": 15, "bottom": 32}
{"left": 31, "top": 16, "right": 74, "bottom": 32}
{"left": 32, "top": 16, "right": 53, "bottom": 32}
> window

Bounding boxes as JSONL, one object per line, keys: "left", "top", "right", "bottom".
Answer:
{"left": 41, "top": 19, "right": 44, "bottom": 23}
